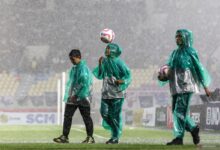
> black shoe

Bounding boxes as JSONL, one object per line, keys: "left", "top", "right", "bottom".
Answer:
{"left": 191, "top": 125, "right": 200, "bottom": 145}
{"left": 106, "top": 138, "right": 119, "bottom": 144}
{"left": 53, "top": 135, "right": 69, "bottom": 143}
{"left": 166, "top": 138, "right": 183, "bottom": 145}
{"left": 82, "top": 136, "right": 95, "bottom": 144}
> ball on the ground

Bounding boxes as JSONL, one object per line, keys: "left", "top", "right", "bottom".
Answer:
{"left": 100, "top": 28, "right": 115, "bottom": 43}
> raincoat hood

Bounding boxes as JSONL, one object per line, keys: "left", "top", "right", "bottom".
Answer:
{"left": 176, "top": 29, "right": 193, "bottom": 48}
{"left": 105, "top": 43, "right": 122, "bottom": 58}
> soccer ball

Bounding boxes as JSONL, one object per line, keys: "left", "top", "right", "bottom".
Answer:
{"left": 100, "top": 28, "right": 115, "bottom": 43}
{"left": 158, "top": 65, "right": 170, "bottom": 81}
{"left": 159, "top": 65, "right": 169, "bottom": 76}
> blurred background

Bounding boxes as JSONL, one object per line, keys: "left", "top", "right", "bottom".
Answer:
{"left": 0, "top": 0, "right": 220, "bottom": 133}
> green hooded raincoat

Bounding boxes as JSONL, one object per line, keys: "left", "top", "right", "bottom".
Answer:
{"left": 93, "top": 43, "right": 131, "bottom": 139}
{"left": 160, "top": 29, "right": 211, "bottom": 138}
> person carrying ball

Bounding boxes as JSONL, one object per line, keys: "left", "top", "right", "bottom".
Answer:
{"left": 158, "top": 29, "right": 211, "bottom": 145}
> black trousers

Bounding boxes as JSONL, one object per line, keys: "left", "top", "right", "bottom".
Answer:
{"left": 62, "top": 100, "right": 93, "bottom": 137}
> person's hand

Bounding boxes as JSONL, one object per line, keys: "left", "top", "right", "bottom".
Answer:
{"left": 158, "top": 73, "right": 168, "bottom": 81}
{"left": 158, "top": 74, "right": 163, "bottom": 81}
{"left": 204, "top": 87, "right": 211, "bottom": 97}
{"left": 69, "top": 95, "right": 77, "bottom": 103}
{"left": 99, "top": 56, "right": 104, "bottom": 65}
{"left": 115, "top": 79, "right": 124, "bottom": 85}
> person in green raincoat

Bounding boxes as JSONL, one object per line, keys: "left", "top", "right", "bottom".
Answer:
{"left": 158, "top": 29, "right": 211, "bottom": 145}
{"left": 53, "top": 49, "right": 95, "bottom": 144}
{"left": 93, "top": 43, "right": 131, "bottom": 144}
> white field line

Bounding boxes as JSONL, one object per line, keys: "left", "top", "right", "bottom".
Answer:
{"left": 72, "top": 127, "right": 108, "bottom": 140}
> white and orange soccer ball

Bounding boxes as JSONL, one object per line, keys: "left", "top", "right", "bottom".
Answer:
{"left": 100, "top": 28, "right": 115, "bottom": 43}
{"left": 158, "top": 65, "right": 170, "bottom": 81}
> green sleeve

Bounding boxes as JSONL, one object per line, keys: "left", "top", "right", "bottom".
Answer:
{"left": 117, "top": 60, "right": 132, "bottom": 91}
{"left": 189, "top": 49, "right": 211, "bottom": 87}
{"left": 93, "top": 64, "right": 105, "bottom": 79}
{"left": 63, "top": 68, "right": 74, "bottom": 102}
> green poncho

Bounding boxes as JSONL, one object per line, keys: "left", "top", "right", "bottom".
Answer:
{"left": 160, "top": 29, "right": 211, "bottom": 94}
{"left": 93, "top": 43, "right": 131, "bottom": 139}
{"left": 93, "top": 43, "right": 132, "bottom": 92}
{"left": 63, "top": 60, "right": 93, "bottom": 102}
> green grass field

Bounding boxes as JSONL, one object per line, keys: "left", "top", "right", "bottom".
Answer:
{"left": 0, "top": 125, "right": 219, "bottom": 150}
